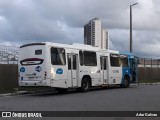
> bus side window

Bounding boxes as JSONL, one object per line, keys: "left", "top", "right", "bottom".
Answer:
{"left": 83, "top": 51, "right": 97, "bottom": 66}
{"left": 79, "top": 50, "right": 83, "bottom": 66}
{"left": 110, "top": 54, "right": 120, "bottom": 67}
{"left": 73, "top": 55, "right": 77, "bottom": 70}
{"left": 68, "top": 55, "right": 71, "bottom": 70}
{"left": 100, "top": 57, "right": 107, "bottom": 70}
{"left": 50, "top": 48, "right": 66, "bottom": 65}
{"left": 100, "top": 57, "right": 102, "bottom": 70}
{"left": 104, "top": 57, "right": 107, "bottom": 70}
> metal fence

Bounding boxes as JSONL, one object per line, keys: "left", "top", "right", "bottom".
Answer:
{"left": 1, "top": 44, "right": 160, "bottom": 67}
{"left": 138, "top": 58, "right": 160, "bottom": 68}
{"left": 138, "top": 58, "right": 160, "bottom": 82}
{"left": 0, "top": 45, "right": 19, "bottom": 64}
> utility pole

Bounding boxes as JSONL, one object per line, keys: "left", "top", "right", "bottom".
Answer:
{"left": 130, "top": 3, "right": 138, "bottom": 53}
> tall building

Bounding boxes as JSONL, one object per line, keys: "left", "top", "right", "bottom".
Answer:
{"left": 84, "top": 18, "right": 109, "bottom": 49}
{"left": 84, "top": 18, "right": 101, "bottom": 48}
{"left": 101, "top": 29, "right": 109, "bottom": 49}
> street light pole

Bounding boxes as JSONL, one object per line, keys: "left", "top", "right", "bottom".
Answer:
{"left": 130, "top": 3, "right": 138, "bottom": 53}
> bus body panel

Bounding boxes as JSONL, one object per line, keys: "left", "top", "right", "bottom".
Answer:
{"left": 120, "top": 52, "right": 139, "bottom": 84}
{"left": 109, "top": 67, "right": 122, "bottom": 84}
{"left": 19, "top": 45, "right": 51, "bottom": 87}
{"left": 18, "top": 42, "right": 138, "bottom": 89}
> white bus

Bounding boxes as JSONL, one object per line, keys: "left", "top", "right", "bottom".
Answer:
{"left": 18, "top": 42, "right": 138, "bottom": 92}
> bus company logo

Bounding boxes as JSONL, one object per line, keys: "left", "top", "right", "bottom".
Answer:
{"left": 35, "top": 66, "right": 42, "bottom": 72}
{"left": 20, "top": 67, "right": 25, "bottom": 72}
{"left": 56, "top": 68, "right": 63, "bottom": 74}
{"left": 125, "top": 70, "right": 129, "bottom": 73}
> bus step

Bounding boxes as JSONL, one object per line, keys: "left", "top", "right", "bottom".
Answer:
{"left": 101, "top": 84, "right": 109, "bottom": 87}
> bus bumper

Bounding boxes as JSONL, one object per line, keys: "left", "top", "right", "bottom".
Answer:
{"left": 19, "top": 80, "right": 51, "bottom": 87}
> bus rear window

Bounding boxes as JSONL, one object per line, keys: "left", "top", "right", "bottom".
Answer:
{"left": 50, "top": 48, "right": 66, "bottom": 65}
{"left": 35, "top": 50, "right": 42, "bottom": 55}
{"left": 20, "top": 58, "right": 44, "bottom": 66}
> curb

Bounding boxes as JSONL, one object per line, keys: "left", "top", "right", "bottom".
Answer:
{"left": 0, "top": 91, "right": 29, "bottom": 97}
{"left": 138, "top": 82, "right": 160, "bottom": 85}
{"left": 1, "top": 83, "right": 160, "bottom": 96}
{"left": 0, "top": 89, "right": 56, "bottom": 97}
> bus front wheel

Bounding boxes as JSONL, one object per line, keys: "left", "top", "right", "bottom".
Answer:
{"left": 120, "top": 77, "right": 130, "bottom": 88}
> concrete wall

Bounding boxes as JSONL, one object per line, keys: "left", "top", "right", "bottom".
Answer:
{"left": 0, "top": 64, "right": 18, "bottom": 90}
{"left": 138, "top": 67, "right": 160, "bottom": 82}
{"left": 0, "top": 65, "right": 160, "bottom": 91}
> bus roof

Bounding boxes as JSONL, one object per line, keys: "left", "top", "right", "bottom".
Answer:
{"left": 120, "top": 51, "right": 136, "bottom": 58}
{"left": 20, "top": 42, "right": 119, "bottom": 54}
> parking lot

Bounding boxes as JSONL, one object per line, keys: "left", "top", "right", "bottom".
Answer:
{"left": 0, "top": 84, "right": 160, "bottom": 112}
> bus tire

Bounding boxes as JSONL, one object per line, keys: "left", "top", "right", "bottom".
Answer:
{"left": 81, "top": 77, "right": 90, "bottom": 92}
{"left": 120, "top": 77, "right": 130, "bottom": 88}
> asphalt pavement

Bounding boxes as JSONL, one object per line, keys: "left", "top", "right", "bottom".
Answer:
{"left": 0, "top": 85, "right": 160, "bottom": 120}
{"left": 0, "top": 85, "right": 160, "bottom": 111}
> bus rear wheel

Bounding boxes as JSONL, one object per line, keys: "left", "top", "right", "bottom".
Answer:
{"left": 81, "top": 77, "right": 90, "bottom": 92}
{"left": 120, "top": 77, "right": 130, "bottom": 88}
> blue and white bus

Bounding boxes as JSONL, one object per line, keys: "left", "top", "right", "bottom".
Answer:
{"left": 120, "top": 52, "right": 138, "bottom": 87}
{"left": 18, "top": 42, "right": 138, "bottom": 92}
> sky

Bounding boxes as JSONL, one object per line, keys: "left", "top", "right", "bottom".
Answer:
{"left": 0, "top": 0, "right": 160, "bottom": 58}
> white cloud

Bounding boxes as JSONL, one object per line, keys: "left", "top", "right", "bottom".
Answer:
{"left": 0, "top": 0, "right": 160, "bottom": 58}
{"left": 133, "top": 0, "right": 160, "bottom": 30}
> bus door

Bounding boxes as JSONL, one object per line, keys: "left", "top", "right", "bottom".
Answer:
{"left": 67, "top": 53, "right": 78, "bottom": 87}
{"left": 131, "top": 57, "right": 138, "bottom": 83}
{"left": 100, "top": 56, "right": 108, "bottom": 84}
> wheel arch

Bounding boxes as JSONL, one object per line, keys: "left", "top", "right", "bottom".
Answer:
{"left": 81, "top": 75, "right": 92, "bottom": 87}
{"left": 125, "top": 74, "right": 130, "bottom": 83}
{"left": 121, "top": 74, "right": 130, "bottom": 84}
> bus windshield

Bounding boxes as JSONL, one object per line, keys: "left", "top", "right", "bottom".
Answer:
{"left": 120, "top": 55, "right": 128, "bottom": 67}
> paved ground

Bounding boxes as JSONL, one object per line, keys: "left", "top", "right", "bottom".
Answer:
{"left": 0, "top": 85, "right": 160, "bottom": 111}
{"left": 0, "top": 85, "right": 160, "bottom": 119}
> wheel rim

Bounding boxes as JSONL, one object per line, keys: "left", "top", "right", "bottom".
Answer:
{"left": 124, "top": 78, "right": 128, "bottom": 87}
{"left": 83, "top": 81, "right": 88, "bottom": 90}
